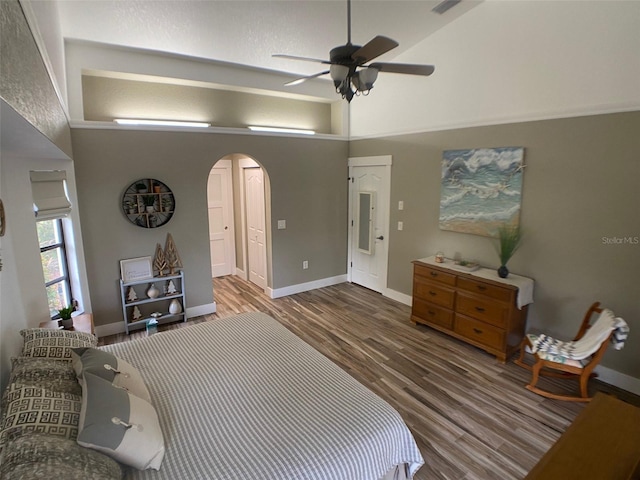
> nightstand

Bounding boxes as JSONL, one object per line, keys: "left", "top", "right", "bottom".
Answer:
{"left": 39, "top": 313, "right": 95, "bottom": 335}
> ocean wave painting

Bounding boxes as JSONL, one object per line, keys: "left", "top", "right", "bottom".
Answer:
{"left": 439, "top": 147, "right": 525, "bottom": 237}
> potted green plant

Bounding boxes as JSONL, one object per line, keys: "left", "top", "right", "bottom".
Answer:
{"left": 136, "top": 182, "right": 148, "bottom": 193}
{"left": 142, "top": 195, "right": 156, "bottom": 212}
{"left": 124, "top": 200, "right": 137, "bottom": 214}
{"left": 495, "top": 224, "right": 522, "bottom": 278}
{"left": 57, "top": 304, "right": 75, "bottom": 329}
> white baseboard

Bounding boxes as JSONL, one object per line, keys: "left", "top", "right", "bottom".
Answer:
{"left": 384, "top": 288, "right": 412, "bottom": 306}
{"left": 185, "top": 302, "right": 216, "bottom": 318}
{"left": 94, "top": 322, "right": 126, "bottom": 338}
{"left": 267, "top": 275, "right": 348, "bottom": 299}
{"left": 94, "top": 302, "right": 217, "bottom": 338}
{"left": 595, "top": 365, "right": 640, "bottom": 396}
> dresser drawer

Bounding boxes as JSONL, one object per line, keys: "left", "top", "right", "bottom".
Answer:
{"left": 414, "top": 264, "right": 456, "bottom": 286}
{"left": 414, "top": 277, "right": 455, "bottom": 309}
{"left": 412, "top": 299, "right": 454, "bottom": 329}
{"left": 456, "top": 292, "right": 508, "bottom": 328}
{"left": 457, "top": 277, "right": 512, "bottom": 303}
{"left": 455, "top": 314, "right": 504, "bottom": 351}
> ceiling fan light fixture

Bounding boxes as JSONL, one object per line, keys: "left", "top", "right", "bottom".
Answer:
{"left": 354, "top": 67, "right": 378, "bottom": 93}
{"left": 330, "top": 64, "right": 349, "bottom": 82}
{"left": 274, "top": 0, "right": 434, "bottom": 102}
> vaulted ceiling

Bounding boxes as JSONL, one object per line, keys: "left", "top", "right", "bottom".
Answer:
{"left": 56, "top": 0, "right": 480, "bottom": 83}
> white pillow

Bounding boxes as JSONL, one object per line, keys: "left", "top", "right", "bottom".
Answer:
{"left": 71, "top": 347, "right": 151, "bottom": 402}
{"left": 77, "top": 372, "right": 164, "bottom": 470}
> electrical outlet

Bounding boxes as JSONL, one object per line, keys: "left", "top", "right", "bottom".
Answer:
{"left": 302, "top": 260, "right": 309, "bottom": 270}
{"left": 277, "top": 220, "right": 286, "bottom": 230}
{"left": 398, "top": 201, "right": 404, "bottom": 210}
{"left": 398, "top": 221, "right": 403, "bottom": 231}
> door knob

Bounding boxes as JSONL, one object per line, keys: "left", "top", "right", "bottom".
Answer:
{"left": 376, "top": 235, "right": 384, "bottom": 240}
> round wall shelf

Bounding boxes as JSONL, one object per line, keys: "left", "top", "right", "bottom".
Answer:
{"left": 122, "top": 179, "right": 175, "bottom": 228}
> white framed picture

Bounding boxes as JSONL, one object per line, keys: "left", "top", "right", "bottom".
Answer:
{"left": 120, "top": 256, "right": 153, "bottom": 283}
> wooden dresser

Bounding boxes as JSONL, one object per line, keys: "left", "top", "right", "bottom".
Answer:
{"left": 525, "top": 393, "right": 640, "bottom": 479}
{"left": 411, "top": 257, "right": 533, "bottom": 362}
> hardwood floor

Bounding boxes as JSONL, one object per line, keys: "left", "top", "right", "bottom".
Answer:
{"left": 100, "top": 275, "right": 639, "bottom": 480}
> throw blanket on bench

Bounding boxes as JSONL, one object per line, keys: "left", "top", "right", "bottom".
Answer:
{"left": 527, "top": 309, "right": 629, "bottom": 365}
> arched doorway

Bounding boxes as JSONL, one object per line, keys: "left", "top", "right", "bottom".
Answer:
{"left": 207, "top": 154, "right": 270, "bottom": 292}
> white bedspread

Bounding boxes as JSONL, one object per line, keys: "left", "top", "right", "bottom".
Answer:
{"left": 102, "top": 312, "right": 424, "bottom": 480}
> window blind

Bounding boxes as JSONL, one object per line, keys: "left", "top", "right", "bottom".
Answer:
{"left": 30, "top": 170, "right": 72, "bottom": 220}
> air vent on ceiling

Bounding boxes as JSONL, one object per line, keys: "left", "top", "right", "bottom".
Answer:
{"left": 432, "top": 0, "right": 461, "bottom": 15}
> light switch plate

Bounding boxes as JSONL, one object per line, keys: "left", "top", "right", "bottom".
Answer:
{"left": 398, "top": 201, "right": 404, "bottom": 210}
{"left": 398, "top": 221, "right": 404, "bottom": 231}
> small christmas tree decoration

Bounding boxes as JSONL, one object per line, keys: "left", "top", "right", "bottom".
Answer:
{"left": 164, "top": 233, "right": 183, "bottom": 274}
{"left": 167, "top": 280, "right": 178, "bottom": 295}
{"left": 153, "top": 243, "right": 168, "bottom": 276}
{"left": 127, "top": 286, "right": 138, "bottom": 302}
{"left": 132, "top": 306, "right": 142, "bottom": 321}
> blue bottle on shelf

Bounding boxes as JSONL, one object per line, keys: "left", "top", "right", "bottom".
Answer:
{"left": 146, "top": 318, "right": 158, "bottom": 336}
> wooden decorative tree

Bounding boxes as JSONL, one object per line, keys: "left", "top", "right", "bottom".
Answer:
{"left": 126, "top": 286, "right": 138, "bottom": 302}
{"left": 153, "top": 243, "right": 168, "bottom": 276}
{"left": 132, "top": 306, "right": 142, "bottom": 321}
{"left": 164, "top": 233, "right": 183, "bottom": 274}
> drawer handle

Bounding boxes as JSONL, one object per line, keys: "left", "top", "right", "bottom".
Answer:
{"left": 473, "top": 328, "right": 483, "bottom": 334}
{"left": 430, "top": 271, "right": 438, "bottom": 277}
{"left": 429, "top": 291, "right": 437, "bottom": 296}
{"left": 475, "top": 306, "right": 485, "bottom": 312}
{"left": 477, "top": 285, "right": 487, "bottom": 291}
{"left": 428, "top": 310, "right": 435, "bottom": 316}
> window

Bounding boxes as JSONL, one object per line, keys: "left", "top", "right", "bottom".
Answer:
{"left": 37, "top": 218, "right": 72, "bottom": 317}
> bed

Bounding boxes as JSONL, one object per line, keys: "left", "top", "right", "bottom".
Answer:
{"left": 102, "top": 312, "right": 424, "bottom": 479}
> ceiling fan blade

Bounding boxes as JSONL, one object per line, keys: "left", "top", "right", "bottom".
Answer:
{"left": 273, "top": 54, "right": 331, "bottom": 65}
{"left": 369, "top": 62, "right": 435, "bottom": 76}
{"left": 284, "top": 70, "right": 331, "bottom": 87}
{"left": 352, "top": 36, "right": 399, "bottom": 64}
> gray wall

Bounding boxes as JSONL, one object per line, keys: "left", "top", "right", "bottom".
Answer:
{"left": 71, "top": 128, "right": 348, "bottom": 328}
{"left": 350, "top": 111, "right": 640, "bottom": 378}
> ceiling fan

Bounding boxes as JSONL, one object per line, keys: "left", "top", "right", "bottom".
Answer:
{"left": 273, "top": 0, "right": 435, "bottom": 102}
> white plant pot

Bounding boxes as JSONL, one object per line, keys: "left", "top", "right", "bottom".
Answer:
{"left": 60, "top": 318, "right": 74, "bottom": 329}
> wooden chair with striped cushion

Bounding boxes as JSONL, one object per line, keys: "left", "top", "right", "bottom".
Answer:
{"left": 514, "top": 302, "right": 629, "bottom": 402}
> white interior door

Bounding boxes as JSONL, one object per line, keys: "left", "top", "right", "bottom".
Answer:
{"left": 244, "top": 167, "right": 266, "bottom": 289}
{"left": 208, "top": 160, "right": 235, "bottom": 277}
{"left": 349, "top": 157, "right": 391, "bottom": 293}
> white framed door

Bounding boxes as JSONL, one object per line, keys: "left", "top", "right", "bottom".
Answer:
{"left": 348, "top": 156, "right": 391, "bottom": 294}
{"left": 244, "top": 166, "right": 267, "bottom": 289}
{"left": 208, "top": 160, "right": 235, "bottom": 277}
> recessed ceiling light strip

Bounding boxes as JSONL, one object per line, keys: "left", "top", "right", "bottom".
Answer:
{"left": 248, "top": 126, "right": 315, "bottom": 135}
{"left": 114, "top": 119, "right": 210, "bottom": 128}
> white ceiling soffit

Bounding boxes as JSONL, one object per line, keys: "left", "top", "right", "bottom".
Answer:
{"left": 57, "top": 0, "right": 481, "bottom": 79}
